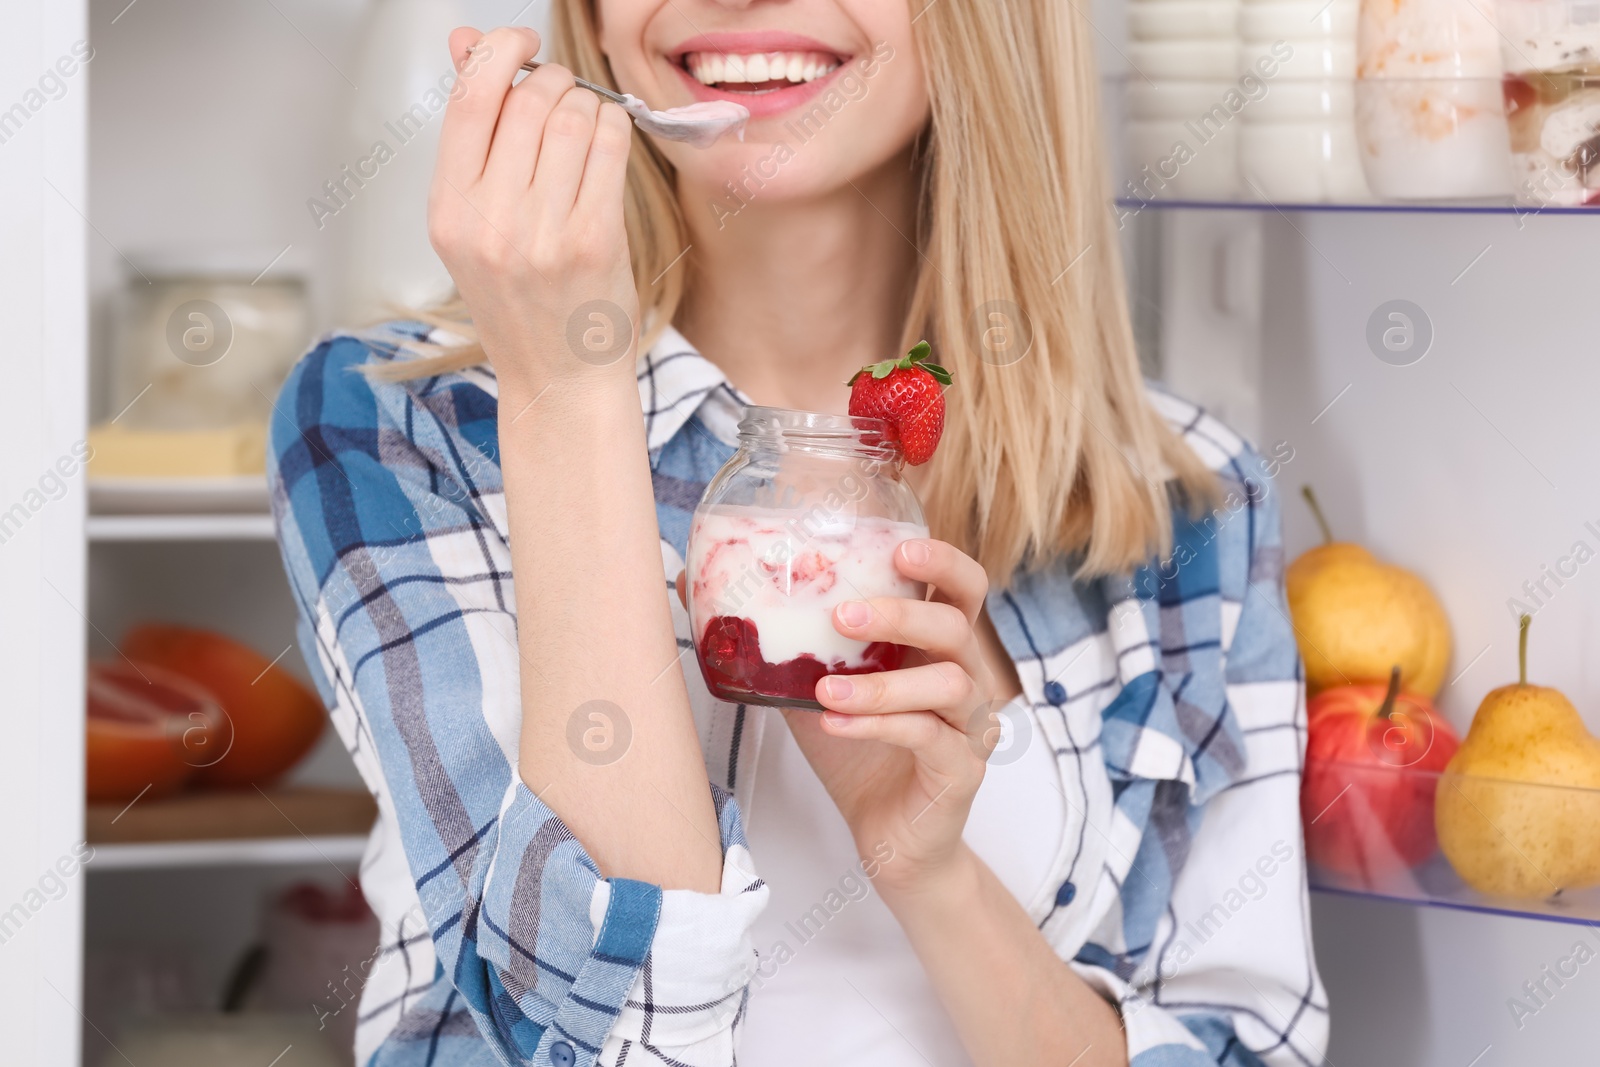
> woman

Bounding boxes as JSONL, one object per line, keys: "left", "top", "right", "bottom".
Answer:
{"left": 269, "top": 3, "right": 1327, "bottom": 1066}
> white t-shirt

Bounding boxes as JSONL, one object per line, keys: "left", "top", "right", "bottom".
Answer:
{"left": 738, "top": 696, "right": 1066, "bottom": 1065}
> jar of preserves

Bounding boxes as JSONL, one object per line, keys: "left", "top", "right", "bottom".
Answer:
{"left": 686, "top": 407, "right": 928, "bottom": 710}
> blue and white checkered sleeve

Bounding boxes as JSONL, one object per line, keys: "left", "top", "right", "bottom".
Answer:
{"left": 268, "top": 334, "right": 766, "bottom": 1067}
{"left": 1073, "top": 458, "right": 1329, "bottom": 1067}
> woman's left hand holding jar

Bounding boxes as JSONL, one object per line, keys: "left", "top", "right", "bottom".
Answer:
{"left": 787, "top": 543, "right": 1121, "bottom": 1067}
{"left": 783, "top": 537, "right": 1005, "bottom": 897}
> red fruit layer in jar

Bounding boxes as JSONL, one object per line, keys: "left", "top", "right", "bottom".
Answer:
{"left": 696, "top": 614, "right": 906, "bottom": 709}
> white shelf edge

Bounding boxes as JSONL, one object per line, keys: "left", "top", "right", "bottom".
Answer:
{"left": 87, "top": 834, "right": 367, "bottom": 871}
{"left": 87, "top": 513, "right": 276, "bottom": 542}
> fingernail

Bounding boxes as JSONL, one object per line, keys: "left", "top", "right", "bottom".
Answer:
{"left": 824, "top": 676, "right": 854, "bottom": 701}
{"left": 822, "top": 710, "right": 855, "bottom": 729}
{"left": 838, "top": 601, "right": 871, "bottom": 627}
{"left": 901, "top": 540, "right": 931, "bottom": 566}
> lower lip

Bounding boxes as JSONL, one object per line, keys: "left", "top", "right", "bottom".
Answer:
{"left": 671, "top": 58, "right": 850, "bottom": 121}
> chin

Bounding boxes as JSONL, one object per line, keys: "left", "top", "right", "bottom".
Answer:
{"left": 676, "top": 138, "right": 866, "bottom": 223}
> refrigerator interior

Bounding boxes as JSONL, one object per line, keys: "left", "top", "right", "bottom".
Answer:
{"left": 77, "top": 1, "right": 530, "bottom": 1063}
{"left": 1259, "top": 207, "right": 1600, "bottom": 1066}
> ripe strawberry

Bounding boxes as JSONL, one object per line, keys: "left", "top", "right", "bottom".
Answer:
{"left": 845, "top": 341, "right": 952, "bottom": 466}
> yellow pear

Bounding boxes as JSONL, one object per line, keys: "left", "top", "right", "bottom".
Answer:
{"left": 1286, "top": 487, "right": 1451, "bottom": 697}
{"left": 1436, "top": 616, "right": 1600, "bottom": 899}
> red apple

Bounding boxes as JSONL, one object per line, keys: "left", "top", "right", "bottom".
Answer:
{"left": 1301, "top": 666, "right": 1460, "bottom": 880}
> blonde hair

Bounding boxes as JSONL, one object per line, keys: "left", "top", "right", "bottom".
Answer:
{"left": 384, "top": 0, "right": 1217, "bottom": 580}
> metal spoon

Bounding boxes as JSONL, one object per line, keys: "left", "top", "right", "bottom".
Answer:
{"left": 513, "top": 59, "right": 749, "bottom": 148}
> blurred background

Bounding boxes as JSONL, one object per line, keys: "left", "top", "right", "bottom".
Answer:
{"left": 6, "top": 0, "right": 1600, "bottom": 1063}
{"left": 19, "top": 3, "right": 554, "bottom": 1065}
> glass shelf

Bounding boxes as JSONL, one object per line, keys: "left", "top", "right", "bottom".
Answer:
{"left": 1312, "top": 858, "right": 1600, "bottom": 928}
{"left": 1115, "top": 197, "right": 1600, "bottom": 216}
{"left": 1303, "top": 760, "right": 1600, "bottom": 928}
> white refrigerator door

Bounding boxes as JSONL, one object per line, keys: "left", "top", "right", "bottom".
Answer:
{"left": 0, "top": 2, "right": 89, "bottom": 1066}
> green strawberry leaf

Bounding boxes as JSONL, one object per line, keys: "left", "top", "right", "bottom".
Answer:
{"left": 846, "top": 342, "right": 949, "bottom": 389}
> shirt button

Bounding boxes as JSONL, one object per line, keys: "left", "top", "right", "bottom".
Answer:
{"left": 550, "top": 1041, "right": 575, "bottom": 1067}
{"left": 1043, "top": 680, "right": 1067, "bottom": 706}
{"left": 1056, "top": 880, "right": 1077, "bottom": 906}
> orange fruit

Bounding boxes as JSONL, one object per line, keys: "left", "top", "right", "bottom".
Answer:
{"left": 86, "top": 659, "right": 225, "bottom": 803}
{"left": 120, "top": 624, "right": 325, "bottom": 788}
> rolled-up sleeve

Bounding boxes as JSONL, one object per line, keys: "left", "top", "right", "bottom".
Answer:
{"left": 269, "top": 332, "right": 768, "bottom": 1067}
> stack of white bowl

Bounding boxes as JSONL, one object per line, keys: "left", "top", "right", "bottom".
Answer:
{"left": 1237, "top": 0, "right": 1371, "bottom": 201}
{"left": 1125, "top": 0, "right": 1243, "bottom": 200}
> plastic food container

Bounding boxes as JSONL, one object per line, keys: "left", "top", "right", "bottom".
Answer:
{"left": 686, "top": 407, "right": 927, "bottom": 710}
{"left": 1247, "top": 79, "right": 1360, "bottom": 120}
{"left": 1260, "top": 38, "right": 1359, "bottom": 79}
{"left": 1124, "top": 79, "right": 1251, "bottom": 198}
{"left": 1127, "top": 0, "right": 1241, "bottom": 39}
{"left": 1493, "top": 0, "right": 1600, "bottom": 206}
{"left": 1129, "top": 40, "right": 1243, "bottom": 80}
{"left": 1355, "top": 0, "right": 1512, "bottom": 199}
{"left": 1241, "top": 116, "right": 1372, "bottom": 199}
{"left": 1126, "top": 115, "right": 1245, "bottom": 198}
{"left": 1240, "top": 0, "right": 1359, "bottom": 39}
{"left": 1354, "top": 77, "right": 1512, "bottom": 198}
{"left": 1234, "top": 0, "right": 1371, "bottom": 201}
{"left": 1123, "top": 0, "right": 1244, "bottom": 198}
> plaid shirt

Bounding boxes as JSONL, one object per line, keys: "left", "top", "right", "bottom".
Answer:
{"left": 269, "top": 320, "right": 1327, "bottom": 1067}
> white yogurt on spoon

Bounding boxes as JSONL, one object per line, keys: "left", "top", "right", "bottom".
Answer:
{"left": 618, "top": 96, "right": 749, "bottom": 148}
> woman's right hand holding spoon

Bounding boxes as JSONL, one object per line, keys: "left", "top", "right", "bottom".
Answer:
{"left": 428, "top": 26, "right": 640, "bottom": 401}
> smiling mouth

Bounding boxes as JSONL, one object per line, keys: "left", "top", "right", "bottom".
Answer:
{"left": 679, "top": 50, "right": 845, "bottom": 94}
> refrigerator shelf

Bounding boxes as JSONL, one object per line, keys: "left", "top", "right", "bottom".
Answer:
{"left": 85, "top": 787, "right": 376, "bottom": 872}
{"left": 1302, "top": 759, "right": 1600, "bottom": 928}
{"left": 1115, "top": 198, "right": 1600, "bottom": 216}
{"left": 86, "top": 513, "right": 276, "bottom": 542}
{"left": 87, "top": 835, "right": 367, "bottom": 871}
{"left": 1311, "top": 857, "right": 1600, "bottom": 929}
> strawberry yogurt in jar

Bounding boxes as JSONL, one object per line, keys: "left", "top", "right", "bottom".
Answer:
{"left": 686, "top": 406, "right": 928, "bottom": 710}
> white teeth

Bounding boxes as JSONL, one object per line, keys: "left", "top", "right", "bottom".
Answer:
{"left": 684, "top": 50, "right": 842, "bottom": 87}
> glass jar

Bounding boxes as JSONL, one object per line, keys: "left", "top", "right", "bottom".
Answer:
{"left": 1494, "top": 0, "right": 1600, "bottom": 207}
{"left": 1355, "top": 0, "right": 1510, "bottom": 200}
{"left": 686, "top": 407, "right": 929, "bottom": 710}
